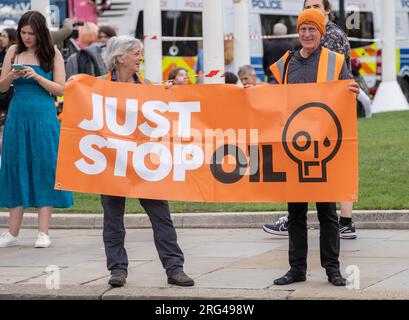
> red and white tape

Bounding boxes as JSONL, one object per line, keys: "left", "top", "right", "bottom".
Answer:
{"left": 144, "top": 33, "right": 307, "bottom": 42}
{"left": 205, "top": 70, "right": 225, "bottom": 78}
{"left": 143, "top": 35, "right": 159, "bottom": 40}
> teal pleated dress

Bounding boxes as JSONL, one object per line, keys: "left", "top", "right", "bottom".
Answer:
{"left": 0, "top": 65, "right": 73, "bottom": 208}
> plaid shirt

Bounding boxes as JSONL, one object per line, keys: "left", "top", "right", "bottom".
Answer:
{"left": 321, "top": 22, "right": 351, "bottom": 72}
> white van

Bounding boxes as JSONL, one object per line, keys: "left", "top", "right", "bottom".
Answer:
{"left": 98, "top": 0, "right": 409, "bottom": 91}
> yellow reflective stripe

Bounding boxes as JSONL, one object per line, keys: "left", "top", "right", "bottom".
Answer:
{"left": 327, "top": 50, "right": 336, "bottom": 81}
{"left": 269, "top": 51, "right": 290, "bottom": 84}
{"left": 334, "top": 52, "right": 345, "bottom": 80}
{"left": 317, "top": 48, "right": 329, "bottom": 82}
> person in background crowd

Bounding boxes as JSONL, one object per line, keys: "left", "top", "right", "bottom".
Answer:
{"left": 66, "top": 22, "right": 106, "bottom": 78}
{"left": 78, "top": 21, "right": 99, "bottom": 49}
{"left": 0, "top": 28, "right": 17, "bottom": 69}
{"left": 238, "top": 65, "right": 263, "bottom": 87}
{"left": 168, "top": 67, "right": 189, "bottom": 85}
{"left": 224, "top": 71, "right": 239, "bottom": 84}
{"left": 50, "top": 19, "right": 74, "bottom": 46}
{"left": 98, "top": 25, "right": 117, "bottom": 46}
{"left": 0, "top": 11, "right": 73, "bottom": 249}
{"left": 263, "top": 23, "right": 293, "bottom": 82}
{"left": 0, "top": 29, "right": 17, "bottom": 160}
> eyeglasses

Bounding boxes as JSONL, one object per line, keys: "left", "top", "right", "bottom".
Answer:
{"left": 299, "top": 27, "right": 318, "bottom": 34}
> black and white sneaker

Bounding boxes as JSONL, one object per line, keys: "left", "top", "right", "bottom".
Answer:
{"left": 339, "top": 222, "right": 357, "bottom": 239}
{"left": 262, "top": 216, "right": 289, "bottom": 237}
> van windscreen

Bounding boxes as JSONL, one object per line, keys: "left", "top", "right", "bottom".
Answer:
{"left": 260, "top": 15, "right": 299, "bottom": 48}
{"left": 334, "top": 11, "right": 375, "bottom": 49}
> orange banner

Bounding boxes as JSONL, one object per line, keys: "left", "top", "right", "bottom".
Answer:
{"left": 55, "top": 75, "right": 358, "bottom": 202}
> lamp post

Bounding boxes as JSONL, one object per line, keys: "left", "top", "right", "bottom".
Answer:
{"left": 203, "top": 0, "right": 225, "bottom": 84}
{"left": 143, "top": 0, "right": 163, "bottom": 84}
{"left": 233, "top": 0, "right": 250, "bottom": 73}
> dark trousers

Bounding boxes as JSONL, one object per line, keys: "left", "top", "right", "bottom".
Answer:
{"left": 101, "top": 195, "right": 185, "bottom": 277}
{"left": 288, "top": 202, "right": 340, "bottom": 276}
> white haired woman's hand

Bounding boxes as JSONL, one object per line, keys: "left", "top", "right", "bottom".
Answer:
{"left": 348, "top": 81, "right": 360, "bottom": 95}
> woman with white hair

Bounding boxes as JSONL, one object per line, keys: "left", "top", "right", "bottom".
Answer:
{"left": 99, "top": 36, "right": 194, "bottom": 288}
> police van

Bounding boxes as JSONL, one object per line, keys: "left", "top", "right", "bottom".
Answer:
{"left": 100, "top": 0, "right": 409, "bottom": 91}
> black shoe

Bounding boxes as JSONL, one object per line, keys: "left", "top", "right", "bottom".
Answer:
{"left": 108, "top": 273, "right": 127, "bottom": 287}
{"left": 167, "top": 271, "right": 195, "bottom": 287}
{"left": 328, "top": 272, "right": 347, "bottom": 286}
{"left": 274, "top": 271, "right": 306, "bottom": 286}
{"left": 262, "top": 216, "right": 289, "bottom": 237}
{"left": 339, "top": 222, "right": 357, "bottom": 239}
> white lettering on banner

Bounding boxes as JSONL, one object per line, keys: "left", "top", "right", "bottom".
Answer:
{"left": 139, "top": 100, "right": 170, "bottom": 138}
{"left": 79, "top": 94, "right": 104, "bottom": 131}
{"left": 75, "top": 135, "right": 107, "bottom": 175}
{"left": 173, "top": 144, "right": 205, "bottom": 181}
{"left": 106, "top": 138, "right": 137, "bottom": 177}
{"left": 169, "top": 102, "right": 201, "bottom": 138}
{"left": 75, "top": 137, "right": 205, "bottom": 181}
{"left": 75, "top": 94, "right": 206, "bottom": 181}
{"left": 132, "top": 143, "right": 173, "bottom": 181}
{"left": 80, "top": 94, "right": 201, "bottom": 138}
{"left": 106, "top": 97, "right": 138, "bottom": 136}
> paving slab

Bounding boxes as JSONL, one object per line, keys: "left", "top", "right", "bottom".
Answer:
{"left": 193, "top": 268, "right": 281, "bottom": 289}
{"left": 365, "top": 269, "right": 409, "bottom": 291}
{"left": 0, "top": 284, "right": 109, "bottom": 300}
{"left": 183, "top": 242, "right": 274, "bottom": 258}
{"left": 0, "top": 228, "right": 408, "bottom": 300}
{"left": 102, "top": 287, "right": 291, "bottom": 300}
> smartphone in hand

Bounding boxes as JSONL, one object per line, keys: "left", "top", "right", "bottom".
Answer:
{"left": 11, "top": 64, "right": 26, "bottom": 70}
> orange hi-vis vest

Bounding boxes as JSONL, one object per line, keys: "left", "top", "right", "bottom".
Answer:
{"left": 269, "top": 47, "right": 345, "bottom": 84}
{"left": 103, "top": 72, "right": 148, "bottom": 84}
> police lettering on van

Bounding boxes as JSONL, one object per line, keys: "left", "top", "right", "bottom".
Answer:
{"left": 251, "top": 0, "right": 282, "bottom": 10}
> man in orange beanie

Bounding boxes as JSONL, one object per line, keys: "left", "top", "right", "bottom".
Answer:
{"left": 297, "top": 7, "right": 326, "bottom": 35}
{"left": 268, "top": 8, "right": 359, "bottom": 287}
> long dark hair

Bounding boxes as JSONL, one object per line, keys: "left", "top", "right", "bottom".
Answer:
{"left": 2, "top": 28, "right": 17, "bottom": 50}
{"left": 303, "top": 0, "right": 335, "bottom": 21}
{"left": 16, "top": 11, "right": 55, "bottom": 72}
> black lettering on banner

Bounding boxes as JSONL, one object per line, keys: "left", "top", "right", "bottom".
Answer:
{"left": 210, "top": 145, "right": 247, "bottom": 184}
{"left": 262, "top": 145, "right": 287, "bottom": 182}
{"left": 282, "top": 102, "right": 342, "bottom": 183}
{"left": 248, "top": 145, "right": 260, "bottom": 182}
{"left": 211, "top": 144, "right": 287, "bottom": 184}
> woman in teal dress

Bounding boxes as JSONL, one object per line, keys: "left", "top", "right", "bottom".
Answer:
{"left": 0, "top": 11, "right": 73, "bottom": 248}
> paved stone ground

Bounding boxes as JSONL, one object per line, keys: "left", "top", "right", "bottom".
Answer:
{"left": 0, "top": 228, "right": 408, "bottom": 300}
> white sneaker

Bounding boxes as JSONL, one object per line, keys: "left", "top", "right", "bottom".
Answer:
{"left": 34, "top": 232, "right": 51, "bottom": 248}
{"left": 0, "top": 232, "right": 19, "bottom": 248}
